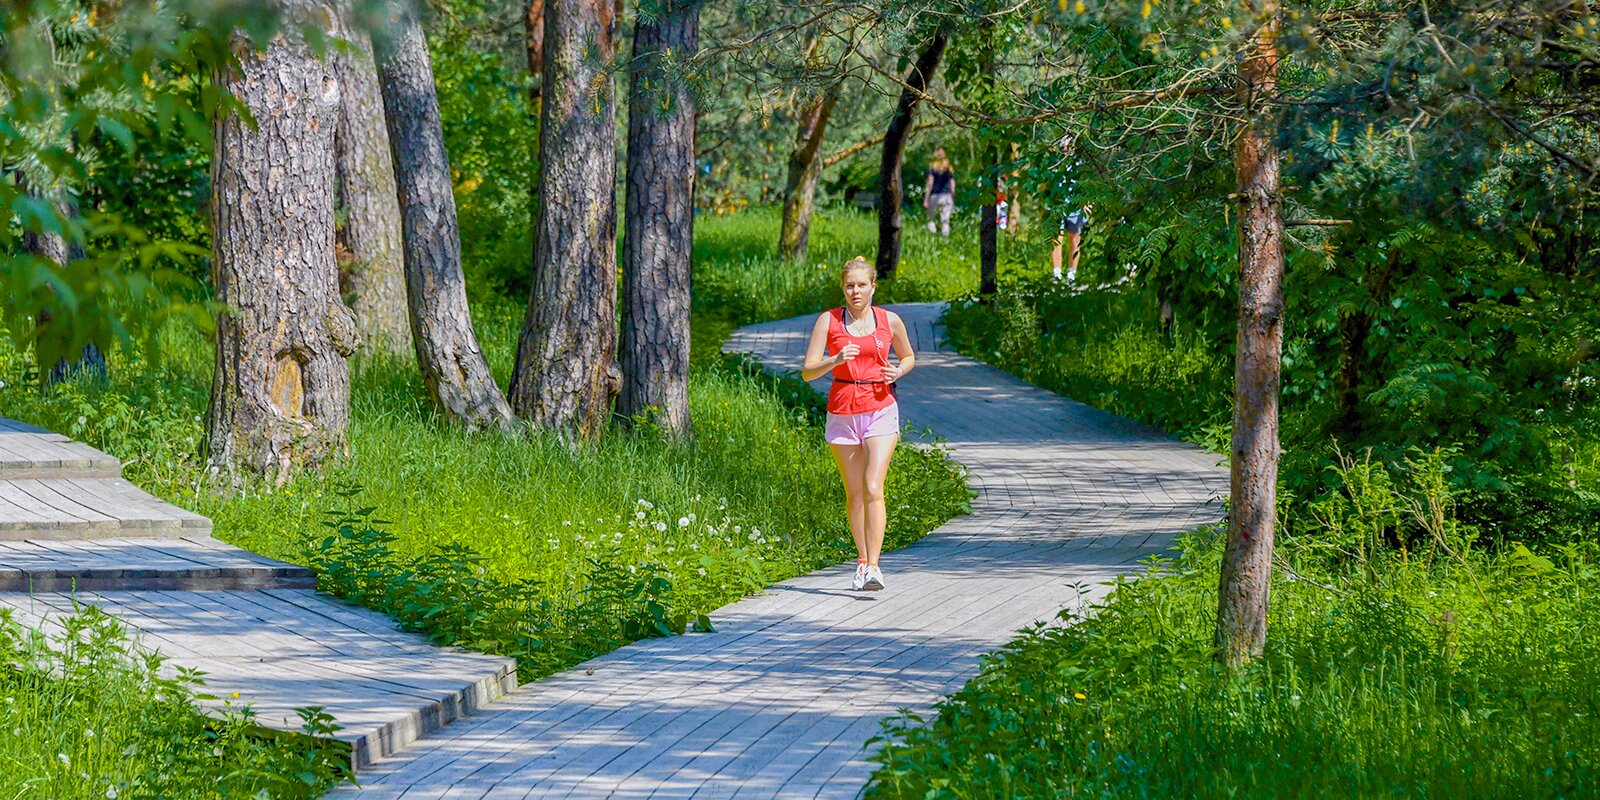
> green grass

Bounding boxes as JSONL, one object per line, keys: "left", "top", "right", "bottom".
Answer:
{"left": 0, "top": 606, "right": 349, "bottom": 800}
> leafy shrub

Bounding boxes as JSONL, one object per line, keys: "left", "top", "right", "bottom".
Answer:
{"left": 309, "top": 503, "right": 699, "bottom": 683}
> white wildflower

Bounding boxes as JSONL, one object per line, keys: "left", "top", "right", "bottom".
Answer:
{"left": 636, "top": 511, "right": 647, "bottom": 520}
{"left": 678, "top": 517, "right": 690, "bottom": 528}
{"left": 655, "top": 522, "right": 667, "bottom": 532}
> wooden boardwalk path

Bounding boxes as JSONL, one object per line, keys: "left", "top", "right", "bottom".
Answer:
{"left": 331, "top": 302, "right": 1228, "bottom": 798}
{"left": 0, "top": 421, "right": 516, "bottom": 769}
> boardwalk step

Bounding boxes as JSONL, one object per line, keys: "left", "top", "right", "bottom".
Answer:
{"left": 0, "top": 476, "right": 211, "bottom": 540}
{"left": 0, "top": 589, "right": 520, "bottom": 771}
{"left": 0, "top": 536, "right": 315, "bottom": 591}
{"left": 0, "top": 430, "right": 121, "bottom": 479}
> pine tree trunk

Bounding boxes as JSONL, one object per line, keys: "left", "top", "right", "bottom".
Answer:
{"left": 1215, "top": 0, "right": 1284, "bottom": 666}
{"left": 619, "top": 1, "right": 699, "bottom": 437}
{"left": 333, "top": 10, "right": 411, "bottom": 355}
{"left": 206, "top": 6, "right": 357, "bottom": 485}
{"left": 778, "top": 86, "right": 838, "bottom": 262}
{"left": 375, "top": 1, "right": 514, "bottom": 432}
{"left": 508, "top": 0, "right": 622, "bottom": 442}
{"left": 875, "top": 32, "right": 948, "bottom": 281}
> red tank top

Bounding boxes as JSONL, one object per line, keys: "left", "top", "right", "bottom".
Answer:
{"left": 826, "top": 306, "right": 896, "bottom": 415}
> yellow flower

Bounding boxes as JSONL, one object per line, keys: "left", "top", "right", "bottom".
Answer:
{"left": 1074, "top": 692, "right": 1087, "bottom": 700}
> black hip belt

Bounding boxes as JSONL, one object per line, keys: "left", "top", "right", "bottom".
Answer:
{"left": 833, "top": 377, "right": 898, "bottom": 396}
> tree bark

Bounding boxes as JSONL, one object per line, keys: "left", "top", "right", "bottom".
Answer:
{"left": 778, "top": 85, "right": 839, "bottom": 262}
{"left": 619, "top": 0, "right": 699, "bottom": 437}
{"left": 375, "top": 0, "right": 514, "bottom": 431}
{"left": 508, "top": 0, "right": 622, "bottom": 442}
{"left": 875, "top": 32, "right": 948, "bottom": 281}
{"left": 1215, "top": 0, "right": 1284, "bottom": 666}
{"left": 332, "top": 10, "right": 410, "bottom": 355}
{"left": 978, "top": 25, "right": 998, "bottom": 300}
{"left": 524, "top": 0, "right": 544, "bottom": 240}
{"left": 206, "top": 3, "right": 357, "bottom": 485}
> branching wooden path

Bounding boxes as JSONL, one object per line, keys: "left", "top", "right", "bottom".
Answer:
{"left": 0, "top": 303, "right": 1226, "bottom": 796}
{"left": 329, "top": 303, "right": 1228, "bottom": 798}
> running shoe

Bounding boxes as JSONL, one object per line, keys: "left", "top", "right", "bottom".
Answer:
{"left": 851, "top": 563, "right": 869, "bottom": 591}
{"left": 864, "top": 565, "right": 885, "bottom": 591}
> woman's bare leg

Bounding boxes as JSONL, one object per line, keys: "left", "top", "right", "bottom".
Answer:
{"left": 830, "top": 443, "right": 869, "bottom": 561}
{"left": 862, "top": 434, "right": 900, "bottom": 565}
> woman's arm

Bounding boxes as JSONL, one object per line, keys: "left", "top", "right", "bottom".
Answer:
{"left": 881, "top": 312, "right": 916, "bottom": 383}
{"left": 801, "top": 313, "right": 853, "bottom": 382}
{"left": 923, "top": 172, "right": 934, "bottom": 207}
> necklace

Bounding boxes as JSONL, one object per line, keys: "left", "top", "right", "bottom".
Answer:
{"left": 844, "top": 306, "right": 873, "bottom": 335}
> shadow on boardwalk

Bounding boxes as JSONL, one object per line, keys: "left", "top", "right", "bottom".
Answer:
{"left": 332, "top": 302, "right": 1229, "bottom": 799}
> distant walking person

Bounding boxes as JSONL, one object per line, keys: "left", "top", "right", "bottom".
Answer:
{"left": 801, "top": 258, "right": 916, "bottom": 591}
{"left": 923, "top": 149, "right": 956, "bottom": 236}
{"left": 1050, "top": 134, "right": 1092, "bottom": 282}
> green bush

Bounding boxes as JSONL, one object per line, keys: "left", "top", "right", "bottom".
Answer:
{"left": 0, "top": 606, "right": 349, "bottom": 799}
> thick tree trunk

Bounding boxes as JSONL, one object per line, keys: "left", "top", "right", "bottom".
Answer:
{"left": 778, "top": 86, "right": 839, "bottom": 262}
{"left": 619, "top": 1, "right": 699, "bottom": 436}
{"left": 333, "top": 12, "right": 411, "bottom": 354}
{"left": 508, "top": 0, "right": 622, "bottom": 441}
{"left": 875, "top": 32, "right": 948, "bottom": 280}
{"left": 1215, "top": 0, "right": 1284, "bottom": 666}
{"left": 374, "top": 2, "right": 514, "bottom": 432}
{"left": 206, "top": 6, "right": 357, "bottom": 485}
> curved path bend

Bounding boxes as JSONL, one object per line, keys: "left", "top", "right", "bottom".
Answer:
{"left": 338, "top": 302, "right": 1228, "bottom": 798}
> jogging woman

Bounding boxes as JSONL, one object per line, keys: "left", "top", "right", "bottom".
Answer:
{"left": 801, "top": 257, "right": 916, "bottom": 591}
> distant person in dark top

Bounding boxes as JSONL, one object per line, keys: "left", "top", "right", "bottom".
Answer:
{"left": 1050, "top": 134, "right": 1092, "bottom": 283}
{"left": 923, "top": 149, "right": 956, "bottom": 237}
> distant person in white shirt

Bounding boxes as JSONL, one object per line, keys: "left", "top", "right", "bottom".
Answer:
{"left": 1050, "top": 134, "right": 1092, "bottom": 283}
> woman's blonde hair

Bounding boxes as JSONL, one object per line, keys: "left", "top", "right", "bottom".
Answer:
{"left": 930, "top": 148, "right": 952, "bottom": 171}
{"left": 840, "top": 256, "right": 874, "bottom": 283}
